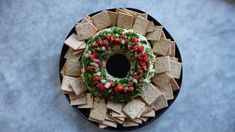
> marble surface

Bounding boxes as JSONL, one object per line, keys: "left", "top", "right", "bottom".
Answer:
{"left": 0, "top": 0, "right": 235, "bottom": 132}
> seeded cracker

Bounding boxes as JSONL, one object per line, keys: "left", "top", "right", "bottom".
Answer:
{"left": 64, "top": 60, "right": 81, "bottom": 76}
{"left": 64, "top": 33, "right": 85, "bottom": 50}
{"left": 107, "top": 11, "right": 118, "bottom": 26}
{"left": 89, "top": 97, "right": 107, "bottom": 123}
{"left": 151, "top": 95, "right": 168, "bottom": 111}
{"left": 132, "top": 16, "right": 150, "bottom": 35}
{"left": 141, "top": 83, "right": 162, "bottom": 105}
{"left": 70, "top": 77, "right": 87, "bottom": 96}
{"left": 61, "top": 76, "right": 74, "bottom": 92}
{"left": 168, "top": 60, "right": 182, "bottom": 79}
{"left": 107, "top": 101, "right": 123, "bottom": 114}
{"left": 78, "top": 93, "right": 93, "bottom": 108}
{"left": 117, "top": 12, "right": 134, "bottom": 29}
{"left": 152, "top": 39, "right": 172, "bottom": 56}
{"left": 123, "top": 99, "right": 145, "bottom": 119}
{"left": 155, "top": 56, "right": 170, "bottom": 73}
{"left": 91, "top": 10, "right": 112, "bottom": 30}
{"left": 75, "top": 22, "right": 97, "bottom": 40}
{"left": 146, "top": 26, "right": 163, "bottom": 41}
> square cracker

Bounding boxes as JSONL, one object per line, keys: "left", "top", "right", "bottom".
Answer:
{"left": 75, "top": 22, "right": 97, "bottom": 40}
{"left": 78, "top": 93, "right": 93, "bottom": 108}
{"left": 146, "top": 26, "right": 163, "bottom": 41}
{"left": 107, "top": 101, "right": 123, "bottom": 114}
{"left": 132, "top": 16, "right": 150, "bottom": 35}
{"left": 169, "top": 42, "right": 176, "bottom": 57}
{"left": 123, "top": 99, "right": 145, "bottom": 119}
{"left": 158, "top": 83, "right": 174, "bottom": 100}
{"left": 64, "top": 60, "right": 81, "bottom": 76}
{"left": 70, "top": 77, "right": 87, "bottom": 96}
{"left": 107, "top": 11, "right": 118, "bottom": 26}
{"left": 117, "top": 12, "right": 134, "bottom": 29}
{"left": 110, "top": 111, "right": 126, "bottom": 118}
{"left": 147, "top": 21, "right": 155, "bottom": 33}
{"left": 170, "top": 57, "right": 179, "bottom": 62}
{"left": 170, "top": 78, "right": 180, "bottom": 91}
{"left": 91, "top": 10, "right": 112, "bottom": 30}
{"left": 151, "top": 95, "right": 168, "bottom": 111}
{"left": 99, "top": 124, "right": 108, "bottom": 129}
{"left": 101, "top": 120, "right": 117, "bottom": 128}
{"left": 123, "top": 119, "right": 139, "bottom": 127}
{"left": 155, "top": 56, "right": 170, "bottom": 73}
{"left": 61, "top": 76, "right": 74, "bottom": 92}
{"left": 89, "top": 97, "right": 107, "bottom": 123}
{"left": 168, "top": 60, "right": 182, "bottom": 79}
{"left": 70, "top": 94, "right": 86, "bottom": 106}
{"left": 153, "top": 39, "right": 172, "bottom": 56}
{"left": 141, "top": 83, "right": 162, "bottom": 105}
{"left": 152, "top": 72, "right": 172, "bottom": 90}
{"left": 64, "top": 33, "right": 86, "bottom": 50}
{"left": 142, "top": 109, "right": 155, "bottom": 117}
{"left": 64, "top": 48, "right": 83, "bottom": 61}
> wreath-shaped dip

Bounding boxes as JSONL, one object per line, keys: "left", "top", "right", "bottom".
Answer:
{"left": 81, "top": 27, "right": 155, "bottom": 101}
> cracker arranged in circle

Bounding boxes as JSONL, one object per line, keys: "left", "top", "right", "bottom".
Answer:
{"left": 132, "top": 16, "right": 150, "bottom": 35}
{"left": 89, "top": 97, "right": 107, "bottom": 123}
{"left": 155, "top": 56, "right": 170, "bottom": 73}
{"left": 70, "top": 77, "right": 87, "bottom": 96}
{"left": 64, "top": 48, "right": 83, "bottom": 61}
{"left": 64, "top": 33, "right": 86, "bottom": 50}
{"left": 153, "top": 39, "right": 172, "bottom": 56}
{"left": 170, "top": 78, "right": 180, "bottom": 91}
{"left": 78, "top": 93, "right": 93, "bottom": 109}
{"left": 141, "top": 83, "right": 162, "bottom": 105}
{"left": 75, "top": 22, "right": 97, "bottom": 40}
{"left": 122, "top": 99, "right": 145, "bottom": 119}
{"left": 91, "top": 10, "right": 112, "bottom": 30}
{"left": 107, "top": 11, "right": 118, "bottom": 26}
{"left": 63, "top": 60, "right": 81, "bottom": 76}
{"left": 168, "top": 60, "right": 182, "bottom": 79}
{"left": 61, "top": 76, "right": 74, "bottom": 92}
{"left": 151, "top": 95, "right": 168, "bottom": 111}
{"left": 117, "top": 12, "right": 134, "bottom": 29}
{"left": 107, "top": 101, "right": 123, "bottom": 114}
{"left": 146, "top": 26, "right": 163, "bottom": 41}
{"left": 70, "top": 94, "right": 87, "bottom": 106}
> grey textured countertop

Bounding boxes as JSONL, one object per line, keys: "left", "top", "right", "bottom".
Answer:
{"left": 0, "top": 0, "right": 235, "bottom": 132}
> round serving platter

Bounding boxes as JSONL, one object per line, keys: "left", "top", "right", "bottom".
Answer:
{"left": 59, "top": 8, "right": 183, "bottom": 131}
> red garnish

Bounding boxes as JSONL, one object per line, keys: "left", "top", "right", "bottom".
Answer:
{"left": 88, "top": 54, "right": 99, "bottom": 60}
{"left": 120, "top": 33, "right": 124, "bottom": 39}
{"left": 125, "top": 39, "right": 130, "bottom": 44}
{"left": 128, "top": 86, "right": 134, "bottom": 92}
{"left": 97, "top": 37, "right": 101, "bottom": 44}
{"left": 129, "top": 82, "right": 133, "bottom": 87}
{"left": 134, "top": 74, "right": 140, "bottom": 80}
{"left": 110, "top": 36, "right": 115, "bottom": 44}
{"left": 98, "top": 62, "right": 104, "bottom": 67}
{"left": 106, "top": 34, "right": 111, "bottom": 39}
{"left": 123, "top": 86, "right": 128, "bottom": 92}
{"left": 109, "top": 81, "right": 115, "bottom": 87}
{"left": 115, "top": 38, "right": 121, "bottom": 43}
{"left": 93, "top": 75, "right": 101, "bottom": 81}
{"left": 97, "top": 83, "right": 105, "bottom": 91}
{"left": 115, "top": 83, "right": 122, "bottom": 93}
{"left": 85, "top": 65, "right": 96, "bottom": 71}
{"left": 101, "top": 40, "right": 108, "bottom": 47}
{"left": 135, "top": 45, "right": 144, "bottom": 52}
{"left": 131, "top": 37, "right": 138, "bottom": 44}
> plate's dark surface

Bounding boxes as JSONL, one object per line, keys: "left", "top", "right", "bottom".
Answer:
{"left": 59, "top": 8, "right": 183, "bottom": 131}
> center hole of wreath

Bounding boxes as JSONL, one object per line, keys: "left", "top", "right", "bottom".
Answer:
{"left": 106, "top": 54, "right": 131, "bottom": 78}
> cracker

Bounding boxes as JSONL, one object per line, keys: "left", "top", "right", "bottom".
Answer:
{"left": 138, "top": 13, "right": 148, "bottom": 19}
{"left": 117, "top": 12, "right": 134, "bottom": 29}
{"left": 64, "top": 60, "right": 81, "bottom": 76}
{"left": 147, "top": 21, "right": 155, "bottom": 33}
{"left": 111, "top": 111, "right": 126, "bottom": 118}
{"left": 61, "top": 76, "right": 74, "bottom": 92}
{"left": 142, "top": 109, "right": 155, "bottom": 117}
{"left": 78, "top": 93, "right": 93, "bottom": 108}
{"left": 91, "top": 10, "right": 112, "bottom": 30}
{"left": 81, "top": 18, "right": 92, "bottom": 24}
{"left": 123, "top": 99, "right": 145, "bottom": 119}
{"left": 161, "top": 31, "right": 167, "bottom": 39}
{"left": 132, "top": 16, "right": 150, "bottom": 35}
{"left": 64, "top": 48, "right": 83, "bottom": 61}
{"left": 68, "top": 92, "right": 79, "bottom": 100}
{"left": 60, "top": 64, "right": 65, "bottom": 76}
{"left": 152, "top": 72, "right": 172, "bottom": 89}
{"left": 70, "top": 77, "right": 87, "bottom": 96}
{"left": 109, "top": 117, "right": 124, "bottom": 124}
{"left": 116, "top": 8, "right": 131, "bottom": 14}
{"left": 64, "top": 33, "right": 86, "bottom": 50}
{"left": 152, "top": 39, "right": 172, "bottom": 56}
{"left": 99, "top": 124, "right": 108, "bottom": 129}
{"left": 141, "top": 83, "right": 162, "bottom": 105}
{"left": 154, "top": 56, "right": 170, "bottom": 73}
{"left": 146, "top": 26, "right": 163, "bottom": 41}
{"left": 84, "top": 15, "right": 91, "bottom": 20}
{"left": 131, "top": 118, "right": 143, "bottom": 124}
{"left": 105, "top": 114, "right": 116, "bottom": 122}
{"left": 107, "top": 11, "right": 118, "bottom": 26}
{"left": 70, "top": 94, "right": 86, "bottom": 106}
{"left": 168, "top": 60, "right": 182, "bottom": 79}
{"left": 170, "top": 78, "right": 180, "bottom": 91}
{"left": 140, "top": 117, "right": 148, "bottom": 122}
{"left": 151, "top": 95, "right": 168, "bottom": 111}
{"left": 89, "top": 97, "right": 107, "bottom": 122}
{"left": 107, "top": 101, "right": 123, "bottom": 114}
{"left": 170, "top": 57, "right": 179, "bottom": 62}
{"left": 75, "top": 22, "right": 97, "bottom": 40}
{"left": 123, "top": 119, "right": 139, "bottom": 127}
{"left": 169, "top": 42, "right": 176, "bottom": 57}
{"left": 101, "top": 120, "right": 117, "bottom": 128}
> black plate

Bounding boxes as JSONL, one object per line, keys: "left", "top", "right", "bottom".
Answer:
{"left": 59, "top": 8, "right": 183, "bottom": 131}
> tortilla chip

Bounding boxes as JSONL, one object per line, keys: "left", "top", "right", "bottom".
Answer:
{"left": 64, "top": 33, "right": 86, "bottom": 50}
{"left": 107, "top": 101, "right": 123, "bottom": 114}
{"left": 70, "top": 94, "right": 86, "bottom": 106}
{"left": 141, "top": 83, "right": 162, "bottom": 105}
{"left": 168, "top": 60, "right": 182, "bottom": 79}
{"left": 78, "top": 93, "right": 93, "bottom": 108}
{"left": 155, "top": 56, "right": 170, "bottom": 73}
{"left": 89, "top": 97, "right": 107, "bottom": 122}
{"left": 146, "top": 26, "right": 163, "bottom": 41}
{"left": 64, "top": 48, "right": 83, "bottom": 61}
{"left": 91, "top": 10, "right": 112, "bottom": 30}
{"left": 151, "top": 95, "right": 168, "bottom": 111}
{"left": 152, "top": 39, "right": 172, "bottom": 56}
{"left": 170, "top": 78, "right": 180, "bottom": 91}
{"left": 123, "top": 99, "right": 145, "bottom": 119}
{"left": 142, "top": 109, "right": 155, "bottom": 117}
{"left": 107, "top": 11, "right": 118, "bottom": 26}
{"left": 132, "top": 16, "right": 150, "bottom": 35}
{"left": 64, "top": 60, "right": 81, "bottom": 76}
{"left": 123, "top": 119, "right": 139, "bottom": 127}
{"left": 61, "top": 76, "right": 74, "bottom": 92}
{"left": 147, "top": 21, "right": 155, "bottom": 33}
{"left": 117, "top": 12, "right": 134, "bottom": 29}
{"left": 70, "top": 77, "right": 87, "bottom": 96}
{"left": 75, "top": 22, "right": 97, "bottom": 40}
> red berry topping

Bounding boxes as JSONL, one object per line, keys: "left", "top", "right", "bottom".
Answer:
{"left": 97, "top": 83, "right": 105, "bottom": 91}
